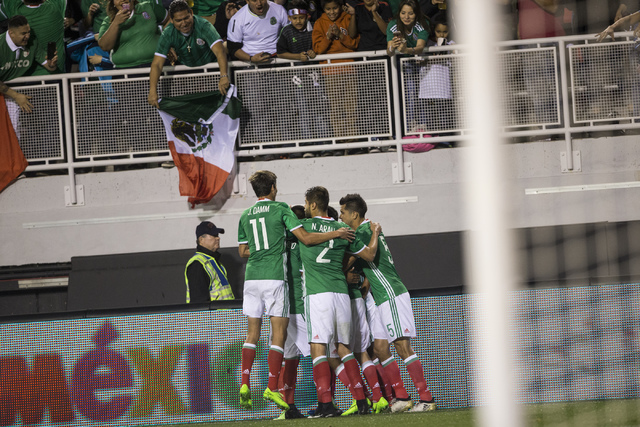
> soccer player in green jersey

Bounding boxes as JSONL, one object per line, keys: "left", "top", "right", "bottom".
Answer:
{"left": 147, "top": 0, "right": 229, "bottom": 108}
{"left": 237, "top": 171, "right": 354, "bottom": 412}
{"left": 299, "top": 186, "right": 381, "bottom": 417}
{"left": 0, "top": 16, "right": 57, "bottom": 113}
{"left": 339, "top": 193, "right": 436, "bottom": 413}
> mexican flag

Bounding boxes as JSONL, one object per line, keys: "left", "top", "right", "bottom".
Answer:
{"left": 0, "top": 95, "right": 27, "bottom": 193}
{"left": 158, "top": 86, "right": 241, "bottom": 207}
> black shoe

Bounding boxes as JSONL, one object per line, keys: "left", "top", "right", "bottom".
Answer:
{"left": 285, "top": 404, "right": 305, "bottom": 419}
{"left": 357, "top": 398, "right": 370, "bottom": 415}
{"left": 309, "top": 402, "right": 343, "bottom": 418}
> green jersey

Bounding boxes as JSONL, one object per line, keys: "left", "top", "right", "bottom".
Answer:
{"left": 238, "top": 199, "right": 302, "bottom": 281}
{"left": 99, "top": 0, "right": 167, "bottom": 68}
{"left": 3, "top": 0, "right": 66, "bottom": 74}
{"left": 286, "top": 234, "right": 305, "bottom": 315}
{"left": 192, "top": 0, "right": 223, "bottom": 17}
{"left": 299, "top": 217, "right": 366, "bottom": 296}
{"left": 355, "top": 220, "right": 408, "bottom": 305}
{"left": 81, "top": 0, "right": 109, "bottom": 34}
{"left": 0, "top": 31, "right": 45, "bottom": 81}
{"left": 386, "top": 19, "right": 428, "bottom": 48}
{"left": 156, "top": 15, "right": 221, "bottom": 67}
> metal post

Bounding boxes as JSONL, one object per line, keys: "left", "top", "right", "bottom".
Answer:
{"left": 390, "top": 56, "right": 405, "bottom": 182}
{"left": 557, "top": 39, "right": 574, "bottom": 170}
{"left": 62, "top": 76, "right": 77, "bottom": 205}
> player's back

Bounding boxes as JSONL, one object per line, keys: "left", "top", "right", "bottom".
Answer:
{"left": 299, "top": 217, "right": 364, "bottom": 295}
{"left": 238, "top": 200, "right": 301, "bottom": 281}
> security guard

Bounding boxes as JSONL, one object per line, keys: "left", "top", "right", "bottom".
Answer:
{"left": 185, "top": 221, "right": 234, "bottom": 302}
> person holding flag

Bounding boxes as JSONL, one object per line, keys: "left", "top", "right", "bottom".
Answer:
{"left": 148, "top": 0, "right": 230, "bottom": 109}
{"left": 0, "top": 15, "right": 58, "bottom": 193}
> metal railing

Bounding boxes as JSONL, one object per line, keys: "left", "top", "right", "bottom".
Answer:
{"left": 7, "top": 32, "right": 640, "bottom": 177}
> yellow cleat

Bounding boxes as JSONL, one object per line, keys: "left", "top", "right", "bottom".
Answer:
{"left": 373, "top": 396, "right": 389, "bottom": 413}
{"left": 263, "top": 387, "right": 290, "bottom": 411}
{"left": 239, "top": 384, "right": 252, "bottom": 410}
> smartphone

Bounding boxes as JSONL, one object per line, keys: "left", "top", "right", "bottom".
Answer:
{"left": 122, "top": 3, "right": 129, "bottom": 10}
{"left": 393, "top": 31, "right": 402, "bottom": 38}
{"left": 47, "top": 42, "right": 56, "bottom": 61}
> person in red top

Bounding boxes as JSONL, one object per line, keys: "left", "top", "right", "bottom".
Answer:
{"left": 312, "top": 0, "right": 359, "bottom": 151}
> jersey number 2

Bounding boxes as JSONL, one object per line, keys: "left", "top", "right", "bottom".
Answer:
{"left": 316, "top": 239, "right": 334, "bottom": 263}
{"left": 249, "top": 218, "right": 269, "bottom": 251}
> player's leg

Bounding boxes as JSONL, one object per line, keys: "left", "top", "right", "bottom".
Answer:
{"left": 262, "top": 278, "right": 290, "bottom": 410}
{"left": 240, "top": 280, "right": 266, "bottom": 410}
{"left": 364, "top": 293, "right": 394, "bottom": 402}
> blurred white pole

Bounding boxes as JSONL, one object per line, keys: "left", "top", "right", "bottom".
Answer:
{"left": 455, "top": 0, "right": 521, "bottom": 426}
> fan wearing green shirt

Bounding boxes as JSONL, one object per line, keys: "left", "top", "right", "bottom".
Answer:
{"left": 147, "top": 0, "right": 229, "bottom": 108}
{"left": 0, "top": 16, "right": 58, "bottom": 113}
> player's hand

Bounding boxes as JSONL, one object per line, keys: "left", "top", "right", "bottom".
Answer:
{"left": 148, "top": 90, "right": 159, "bottom": 108}
{"left": 218, "top": 75, "right": 230, "bottom": 95}
{"left": 345, "top": 267, "right": 361, "bottom": 284}
{"left": 596, "top": 26, "right": 614, "bottom": 42}
{"left": 14, "top": 93, "right": 33, "bottom": 113}
{"left": 337, "top": 227, "right": 355, "bottom": 241}
{"left": 370, "top": 222, "right": 382, "bottom": 236}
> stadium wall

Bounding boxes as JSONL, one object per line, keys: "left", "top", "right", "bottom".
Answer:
{"left": 1, "top": 285, "right": 638, "bottom": 426}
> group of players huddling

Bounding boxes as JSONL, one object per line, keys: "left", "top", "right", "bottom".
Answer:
{"left": 237, "top": 170, "right": 435, "bottom": 418}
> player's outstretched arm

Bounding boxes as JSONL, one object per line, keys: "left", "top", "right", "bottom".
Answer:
{"left": 355, "top": 222, "right": 381, "bottom": 262}
{"left": 238, "top": 244, "right": 250, "bottom": 258}
{"left": 292, "top": 226, "right": 355, "bottom": 246}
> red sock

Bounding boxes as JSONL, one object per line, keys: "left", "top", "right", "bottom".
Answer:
{"left": 313, "top": 357, "right": 333, "bottom": 403}
{"left": 404, "top": 355, "right": 432, "bottom": 401}
{"left": 241, "top": 343, "right": 256, "bottom": 387}
{"left": 281, "top": 357, "right": 299, "bottom": 404}
{"left": 342, "top": 355, "right": 366, "bottom": 400}
{"left": 374, "top": 359, "right": 394, "bottom": 400}
{"left": 362, "top": 361, "right": 382, "bottom": 401}
{"left": 267, "top": 346, "right": 284, "bottom": 391}
{"left": 330, "top": 367, "right": 337, "bottom": 400}
{"left": 335, "top": 363, "right": 354, "bottom": 396}
{"left": 382, "top": 357, "right": 409, "bottom": 399}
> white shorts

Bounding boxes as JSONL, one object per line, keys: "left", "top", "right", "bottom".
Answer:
{"left": 377, "top": 292, "right": 416, "bottom": 342}
{"left": 284, "top": 313, "right": 311, "bottom": 358}
{"left": 306, "top": 292, "right": 351, "bottom": 358}
{"left": 365, "top": 292, "right": 389, "bottom": 342}
{"left": 242, "top": 279, "right": 289, "bottom": 318}
{"left": 350, "top": 298, "right": 372, "bottom": 353}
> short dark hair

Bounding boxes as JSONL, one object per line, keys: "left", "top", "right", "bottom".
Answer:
{"left": 327, "top": 206, "right": 338, "bottom": 221}
{"left": 249, "top": 170, "right": 277, "bottom": 198}
{"left": 321, "top": 0, "right": 342, "bottom": 9}
{"left": 339, "top": 193, "right": 367, "bottom": 218}
{"left": 305, "top": 186, "right": 329, "bottom": 213}
{"left": 291, "top": 205, "right": 305, "bottom": 220}
{"left": 8, "top": 15, "right": 28, "bottom": 29}
{"left": 288, "top": 0, "right": 309, "bottom": 9}
{"left": 169, "top": 0, "right": 191, "bottom": 17}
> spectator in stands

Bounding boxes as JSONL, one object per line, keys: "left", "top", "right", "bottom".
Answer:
{"left": 596, "top": 9, "right": 640, "bottom": 42}
{"left": 386, "top": 0, "right": 428, "bottom": 132}
{"left": 185, "top": 221, "right": 234, "bottom": 303}
{"left": 98, "top": 0, "right": 168, "bottom": 68}
{"left": 0, "top": 15, "right": 57, "bottom": 140}
{"left": 64, "top": 0, "right": 83, "bottom": 43}
{"left": 277, "top": 0, "right": 331, "bottom": 158}
{"left": 147, "top": 0, "right": 230, "bottom": 108}
{"left": 312, "top": 0, "right": 359, "bottom": 153}
{"left": 347, "top": 0, "right": 392, "bottom": 52}
{"left": 2, "top": 0, "right": 66, "bottom": 74}
{"left": 212, "top": 0, "right": 244, "bottom": 40}
{"left": 227, "top": 0, "right": 288, "bottom": 157}
{"left": 82, "top": 0, "right": 109, "bottom": 35}
{"left": 517, "top": 0, "right": 565, "bottom": 39}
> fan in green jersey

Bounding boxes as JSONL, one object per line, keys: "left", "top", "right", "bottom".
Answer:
{"left": 236, "top": 171, "right": 354, "bottom": 412}
{"left": 0, "top": 16, "right": 58, "bottom": 112}
{"left": 148, "top": 0, "right": 230, "bottom": 109}
{"left": 339, "top": 193, "right": 437, "bottom": 413}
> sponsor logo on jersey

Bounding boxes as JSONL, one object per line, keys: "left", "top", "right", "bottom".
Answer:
{"left": 313, "top": 334, "right": 319, "bottom": 340}
{"left": 404, "top": 328, "right": 410, "bottom": 333}
{"left": 23, "top": 50, "right": 28, "bottom": 57}
{"left": 197, "top": 38, "right": 205, "bottom": 45}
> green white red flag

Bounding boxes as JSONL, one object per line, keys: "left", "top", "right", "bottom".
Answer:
{"left": 158, "top": 86, "right": 241, "bottom": 207}
{"left": 0, "top": 95, "right": 27, "bottom": 193}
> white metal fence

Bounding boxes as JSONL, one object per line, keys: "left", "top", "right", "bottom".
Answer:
{"left": 7, "top": 32, "right": 640, "bottom": 169}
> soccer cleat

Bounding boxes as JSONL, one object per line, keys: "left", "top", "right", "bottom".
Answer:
{"left": 263, "top": 387, "right": 290, "bottom": 411}
{"left": 356, "top": 398, "right": 370, "bottom": 415}
{"left": 412, "top": 400, "right": 437, "bottom": 412}
{"left": 341, "top": 400, "right": 358, "bottom": 416}
{"left": 309, "top": 402, "right": 343, "bottom": 418}
{"left": 284, "top": 404, "right": 305, "bottom": 419}
{"left": 239, "top": 384, "right": 252, "bottom": 410}
{"left": 274, "top": 410, "right": 286, "bottom": 420}
{"left": 372, "top": 396, "right": 389, "bottom": 414}
{"left": 390, "top": 398, "right": 413, "bottom": 413}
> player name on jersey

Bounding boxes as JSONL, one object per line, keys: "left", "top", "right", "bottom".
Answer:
{"left": 249, "top": 205, "right": 270, "bottom": 215}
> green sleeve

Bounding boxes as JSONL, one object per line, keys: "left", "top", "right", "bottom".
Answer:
{"left": 386, "top": 20, "right": 395, "bottom": 42}
{"left": 201, "top": 19, "right": 221, "bottom": 46}
{"left": 32, "top": 37, "right": 46, "bottom": 65}
{"left": 152, "top": 0, "right": 168, "bottom": 23}
{"left": 98, "top": 16, "right": 111, "bottom": 39}
{"left": 156, "top": 29, "right": 172, "bottom": 55}
{"left": 237, "top": 216, "right": 248, "bottom": 244}
{"left": 418, "top": 25, "right": 428, "bottom": 41}
{"left": 282, "top": 205, "right": 302, "bottom": 231}
{"left": 348, "top": 236, "right": 367, "bottom": 255}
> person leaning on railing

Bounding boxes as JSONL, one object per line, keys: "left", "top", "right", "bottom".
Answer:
{"left": 0, "top": 16, "right": 58, "bottom": 114}
{"left": 596, "top": 9, "right": 640, "bottom": 42}
{"left": 98, "top": 0, "right": 169, "bottom": 68}
{"left": 148, "top": 0, "right": 230, "bottom": 108}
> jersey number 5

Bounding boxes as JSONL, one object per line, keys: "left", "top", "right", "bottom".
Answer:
{"left": 249, "top": 218, "right": 269, "bottom": 251}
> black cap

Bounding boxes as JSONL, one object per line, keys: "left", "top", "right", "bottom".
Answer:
{"left": 196, "top": 221, "right": 225, "bottom": 238}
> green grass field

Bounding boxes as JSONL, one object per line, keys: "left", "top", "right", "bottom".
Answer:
{"left": 159, "top": 399, "right": 640, "bottom": 427}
